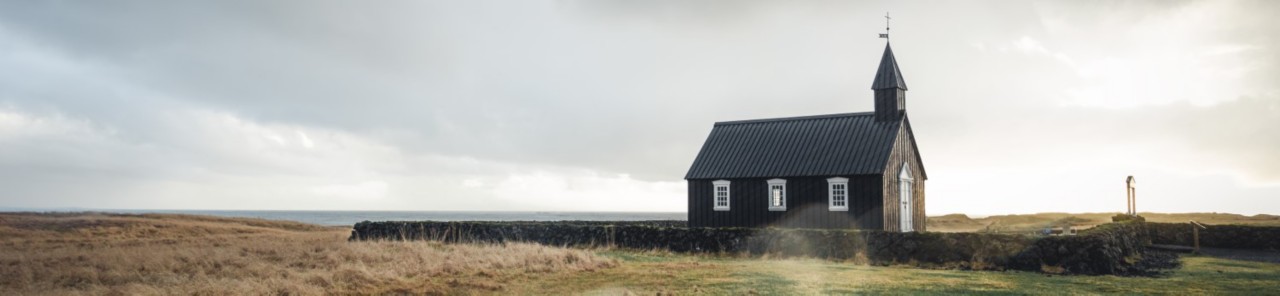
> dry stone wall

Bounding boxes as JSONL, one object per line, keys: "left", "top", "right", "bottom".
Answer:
{"left": 350, "top": 220, "right": 1156, "bottom": 275}
{"left": 1008, "top": 221, "right": 1151, "bottom": 275}
{"left": 1147, "top": 223, "right": 1280, "bottom": 250}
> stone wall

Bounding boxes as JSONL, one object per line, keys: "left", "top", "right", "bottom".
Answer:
{"left": 1148, "top": 222, "right": 1280, "bottom": 250}
{"left": 350, "top": 220, "right": 1155, "bottom": 275}
{"left": 1009, "top": 221, "right": 1151, "bottom": 275}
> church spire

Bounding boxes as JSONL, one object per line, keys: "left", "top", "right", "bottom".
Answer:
{"left": 871, "top": 43, "right": 908, "bottom": 91}
{"left": 872, "top": 15, "right": 907, "bottom": 122}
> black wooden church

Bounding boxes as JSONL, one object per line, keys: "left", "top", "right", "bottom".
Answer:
{"left": 684, "top": 41, "right": 927, "bottom": 232}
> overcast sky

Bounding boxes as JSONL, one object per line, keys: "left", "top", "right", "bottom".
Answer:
{"left": 1, "top": 1, "right": 1277, "bottom": 215}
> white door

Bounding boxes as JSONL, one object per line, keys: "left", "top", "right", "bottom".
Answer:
{"left": 899, "top": 164, "right": 914, "bottom": 232}
{"left": 900, "top": 181, "right": 913, "bottom": 232}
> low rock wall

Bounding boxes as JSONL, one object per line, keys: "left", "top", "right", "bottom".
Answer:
{"left": 350, "top": 220, "right": 1153, "bottom": 275}
{"left": 1009, "top": 221, "right": 1151, "bottom": 275}
{"left": 1148, "top": 223, "right": 1280, "bottom": 250}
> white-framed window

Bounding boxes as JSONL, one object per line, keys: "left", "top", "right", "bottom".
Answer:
{"left": 828, "top": 177, "right": 849, "bottom": 211}
{"left": 713, "top": 180, "right": 731, "bottom": 211}
{"left": 767, "top": 178, "right": 787, "bottom": 211}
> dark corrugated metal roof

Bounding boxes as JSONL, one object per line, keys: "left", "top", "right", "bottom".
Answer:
{"left": 871, "top": 43, "right": 907, "bottom": 90}
{"left": 685, "top": 112, "right": 900, "bottom": 179}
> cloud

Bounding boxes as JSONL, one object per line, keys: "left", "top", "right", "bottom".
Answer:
{"left": 310, "top": 181, "right": 389, "bottom": 200}
{"left": 0, "top": 1, "right": 1277, "bottom": 214}
{"left": 1007, "top": 36, "right": 1075, "bottom": 65}
{"left": 0, "top": 104, "right": 687, "bottom": 210}
{"left": 1037, "top": 1, "right": 1277, "bottom": 108}
{"left": 488, "top": 171, "right": 685, "bottom": 212}
{"left": 297, "top": 131, "right": 315, "bottom": 149}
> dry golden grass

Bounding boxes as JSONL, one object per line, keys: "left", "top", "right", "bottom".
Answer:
{"left": 4, "top": 212, "right": 1278, "bottom": 295}
{"left": 0, "top": 212, "right": 616, "bottom": 295}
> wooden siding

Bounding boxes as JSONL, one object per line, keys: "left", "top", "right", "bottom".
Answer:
{"left": 881, "top": 118, "right": 926, "bottom": 232}
{"left": 687, "top": 176, "right": 883, "bottom": 229}
{"left": 874, "top": 90, "right": 904, "bottom": 122}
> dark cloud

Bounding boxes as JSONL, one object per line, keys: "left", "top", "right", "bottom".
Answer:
{"left": 0, "top": 0, "right": 897, "bottom": 180}
{"left": 0, "top": 1, "right": 1277, "bottom": 213}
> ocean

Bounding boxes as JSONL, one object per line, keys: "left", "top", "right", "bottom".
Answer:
{"left": 7, "top": 209, "right": 686, "bottom": 226}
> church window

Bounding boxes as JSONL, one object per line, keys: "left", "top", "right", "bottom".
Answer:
{"left": 713, "top": 180, "right": 730, "bottom": 211}
{"left": 828, "top": 177, "right": 849, "bottom": 211}
{"left": 767, "top": 179, "right": 786, "bottom": 211}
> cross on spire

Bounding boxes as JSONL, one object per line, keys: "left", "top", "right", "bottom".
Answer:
{"left": 879, "top": 12, "right": 891, "bottom": 40}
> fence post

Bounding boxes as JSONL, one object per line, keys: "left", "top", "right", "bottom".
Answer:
{"left": 1193, "top": 226, "right": 1199, "bottom": 253}
{"left": 1189, "top": 221, "right": 1207, "bottom": 254}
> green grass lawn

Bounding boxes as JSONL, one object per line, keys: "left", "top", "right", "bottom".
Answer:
{"left": 510, "top": 250, "right": 1280, "bottom": 295}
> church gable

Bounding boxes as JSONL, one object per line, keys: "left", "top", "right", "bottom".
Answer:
{"left": 888, "top": 116, "right": 927, "bottom": 180}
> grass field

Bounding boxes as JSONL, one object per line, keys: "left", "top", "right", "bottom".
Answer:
{"left": 2, "top": 213, "right": 1278, "bottom": 295}
{"left": 927, "top": 212, "right": 1280, "bottom": 233}
{"left": 556, "top": 251, "right": 1280, "bottom": 295}
{"left": 0, "top": 213, "right": 615, "bottom": 295}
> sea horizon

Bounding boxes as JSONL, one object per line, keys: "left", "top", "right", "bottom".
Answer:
{"left": 0, "top": 208, "right": 687, "bottom": 226}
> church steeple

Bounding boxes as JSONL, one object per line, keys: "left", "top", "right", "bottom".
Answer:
{"left": 872, "top": 43, "right": 907, "bottom": 91}
{"left": 872, "top": 42, "right": 907, "bottom": 122}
